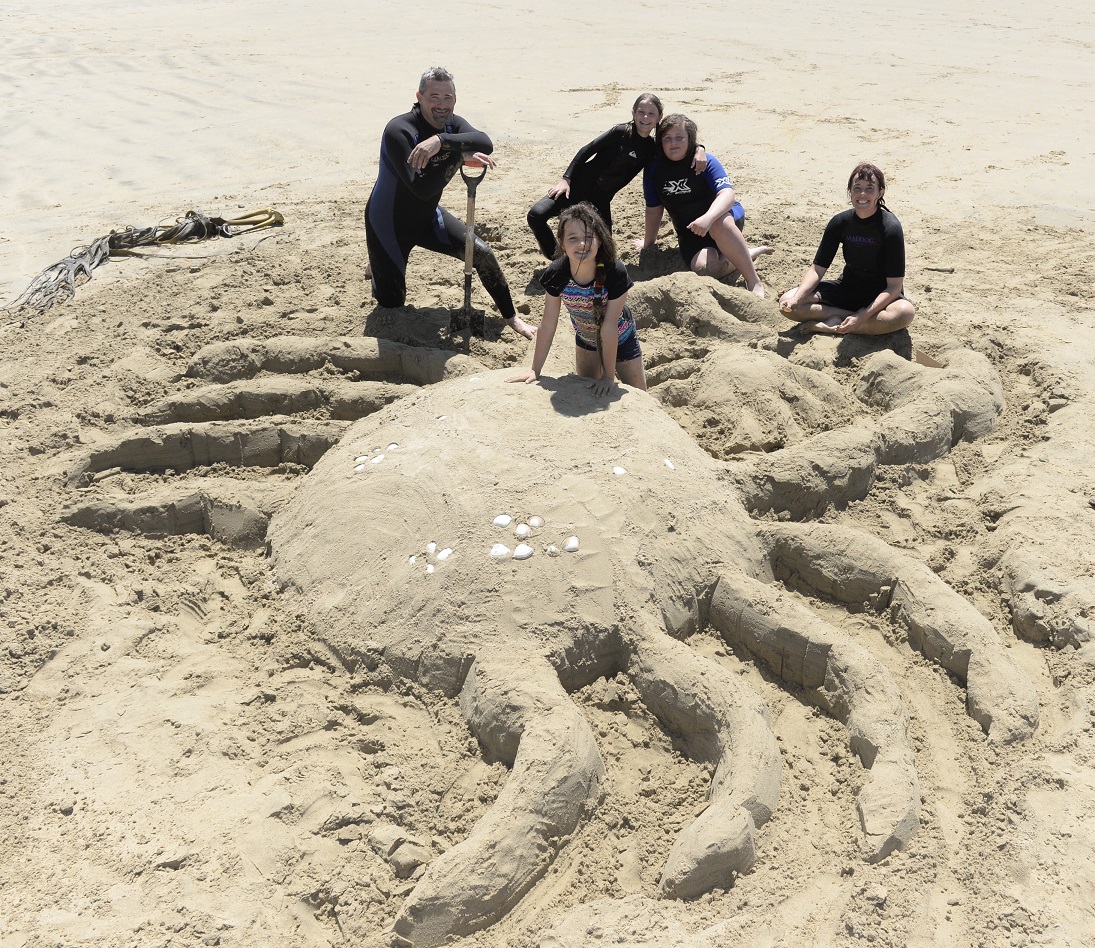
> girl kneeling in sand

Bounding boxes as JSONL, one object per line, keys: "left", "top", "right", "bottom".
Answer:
{"left": 638, "top": 113, "right": 770, "bottom": 297}
{"left": 509, "top": 203, "right": 647, "bottom": 396}
{"left": 779, "top": 162, "right": 915, "bottom": 335}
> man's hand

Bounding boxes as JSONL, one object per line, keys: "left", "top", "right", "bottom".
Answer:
{"left": 465, "top": 151, "right": 497, "bottom": 170}
{"left": 408, "top": 135, "right": 442, "bottom": 170}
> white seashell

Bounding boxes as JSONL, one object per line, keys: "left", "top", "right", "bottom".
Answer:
{"left": 529, "top": 515, "right": 545, "bottom": 528}
{"left": 490, "top": 543, "right": 510, "bottom": 558}
{"left": 545, "top": 544, "right": 560, "bottom": 557}
{"left": 426, "top": 564, "right": 435, "bottom": 574}
{"left": 492, "top": 514, "right": 513, "bottom": 527}
{"left": 664, "top": 458, "right": 675, "bottom": 470}
{"left": 354, "top": 464, "right": 366, "bottom": 472}
{"left": 370, "top": 454, "right": 385, "bottom": 464}
{"left": 613, "top": 466, "right": 627, "bottom": 476}
{"left": 514, "top": 523, "right": 531, "bottom": 539}
{"left": 387, "top": 443, "right": 399, "bottom": 451}
{"left": 437, "top": 415, "right": 447, "bottom": 420}
{"left": 564, "top": 536, "right": 580, "bottom": 553}
{"left": 425, "top": 542, "right": 437, "bottom": 555}
{"left": 469, "top": 376, "right": 481, "bottom": 381}
{"left": 408, "top": 555, "right": 417, "bottom": 564}
{"left": 437, "top": 548, "right": 453, "bottom": 561}
{"left": 355, "top": 456, "right": 369, "bottom": 463}
{"left": 513, "top": 544, "right": 534, "bottom": 560}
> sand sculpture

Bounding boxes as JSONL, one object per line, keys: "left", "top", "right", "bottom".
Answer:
{"left": 60, "top": 278, "right": 1054, "bottom": 946}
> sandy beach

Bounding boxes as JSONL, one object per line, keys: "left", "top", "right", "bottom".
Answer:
{"left": 2, "top": 1, "right": 1094, "bottom": 945}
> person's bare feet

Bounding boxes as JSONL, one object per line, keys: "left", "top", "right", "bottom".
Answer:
{"left": 797, "top": 317, "right": 842, "bottom": 334}
{"left": 749, "top": 245, "right": 774, "bottom": 261}
{"left": 749, "top": 281, "right": 767, "bottom": 299}
{"left": 506, "top": 315, "right": 537, "bottom": 340}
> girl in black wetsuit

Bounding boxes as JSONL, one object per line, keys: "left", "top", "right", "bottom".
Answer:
{"left": 526, "top": 94, "right": 704, "bottom": 260}
{"left": 779, "top": 162, "right": 916, "bottom": 336}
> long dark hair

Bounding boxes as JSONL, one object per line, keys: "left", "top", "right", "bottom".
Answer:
{"left": 848, "top": 162, "right": 890, "bottom": 211}
{"left": 555, "top": 202, "right": 617, "bottom": 368}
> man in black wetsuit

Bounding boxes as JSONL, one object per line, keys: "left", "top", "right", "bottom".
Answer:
{"left": 364, "top": 66, "right": 535, "bottom": 339}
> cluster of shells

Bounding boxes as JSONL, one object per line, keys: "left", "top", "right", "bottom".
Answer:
{"left": 490, "top": 513, "right": 578, "bottom": 561}
{"left": 353, "top": 443, "right": 400, "bottom": 472}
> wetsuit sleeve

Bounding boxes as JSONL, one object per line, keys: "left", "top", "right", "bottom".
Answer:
{"left": 643, "top": 163, "right": 662, "bottom": 207}
{"left": 379, "top": 116, "right": 427, "bottom": 195}
{"left": 883, "top": 213, "right": 906, "bottom": 278}
{"left": 563, "top": 125, "right": 626, "bottom": 180}
{"left": 813, "top": 212, "right": 846, "bottom": 269}
{"left": 700, "top": 155, "right": 734, "bottom": 193}
{"left": 437, "top": 115, "right": 494, "bottom": 156}
{"left": 605, "top": 260, "right": 634, "bottom": 300}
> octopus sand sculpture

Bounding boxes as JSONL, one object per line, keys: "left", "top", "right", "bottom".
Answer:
{"left": 62, "top": 280, "right": 1042, "bottom": 946}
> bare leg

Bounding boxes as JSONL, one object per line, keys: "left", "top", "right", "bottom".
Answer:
{"left": 575, "top": 347, "right": 647, "bottom": 391}
{"left": 615, "top": 356, "right": 648, "bottom": 391}
{"left": 707, "top": 216, "right": 765, "bottom": 297}
{"left": 783, "top": 297, "right": 915, "bottom": 336}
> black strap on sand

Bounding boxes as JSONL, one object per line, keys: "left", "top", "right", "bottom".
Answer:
{"left": 4, "top": 208, "right": 284, "bottom": 317}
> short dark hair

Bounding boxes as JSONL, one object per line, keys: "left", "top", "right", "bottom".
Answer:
{"left": 656, "top": 114, "right": 697, "bottom": 155}
{"left": 419, "top": 66, "right": 455, "bottom": 94}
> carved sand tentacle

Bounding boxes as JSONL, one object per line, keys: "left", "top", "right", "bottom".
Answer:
{"left": 709, "top": 573, "right": 920, "bottom": 861}
{"left": 393, "top": 653, "right": 603, "bottom": 947}
{"left": 65, "top": 419, "right": 348, "bottom": 487}
{"left": 976, "top": 425, "right": 1095, "bottom": 650}
{"left": 60, "top": 480, "right": 293, "bottom": 546}
{"left": 624, "top": 627, "right": 781, "bottom": 897}
{"left": 628, "top": 273, "right": 772, "bottom": 342}
{"left": 187, "top": 335, "right": 483, "bottom": 385}
{"left": 735, "top": 347, "right": 1004, "bottom": 518}
{"left": 856, "top": 348, "right": 1004, "bottom": 464}
{"left": 137, "top": 377, "right": 416, "bottom": 424}
{"left": 761, "top": 522, "right": 1039, "bottom": 743}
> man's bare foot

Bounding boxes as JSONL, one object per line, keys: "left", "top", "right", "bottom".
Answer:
{"left": 749, "top": 281, "right": 767, "bottom": 300}
{"left": 506, "top": 315, "right": 537, "bottom": 340}
{"left": 749, "top": 245, "right": 774, "bottom": 261}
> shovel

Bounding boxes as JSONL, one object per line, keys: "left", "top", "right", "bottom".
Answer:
{"left": 452, "top": 160, "right": 488, "bottom": 338}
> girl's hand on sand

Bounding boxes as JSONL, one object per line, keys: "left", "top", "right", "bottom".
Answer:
{"left": 508, "top": 369, "right": 539, "bottom": 385}
{"left": 547, "top": 179, "right": 571, "bottom": 199}
{"left": 632, "top": 238, "right": 649, "bottom": 251}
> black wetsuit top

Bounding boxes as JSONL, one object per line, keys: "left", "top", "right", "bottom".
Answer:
{"left": 366, "top": 104, "right": 492, "bottom": 252}
{"left": 564, "top": 123, "right": 658, "bottom": 198}
{"left": 813, "top": 207, "right": 905, "bottom": 293}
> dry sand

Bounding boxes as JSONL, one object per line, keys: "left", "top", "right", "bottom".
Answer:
{"left": 2, "top": 1, "right": 1095, "bottom": 945}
